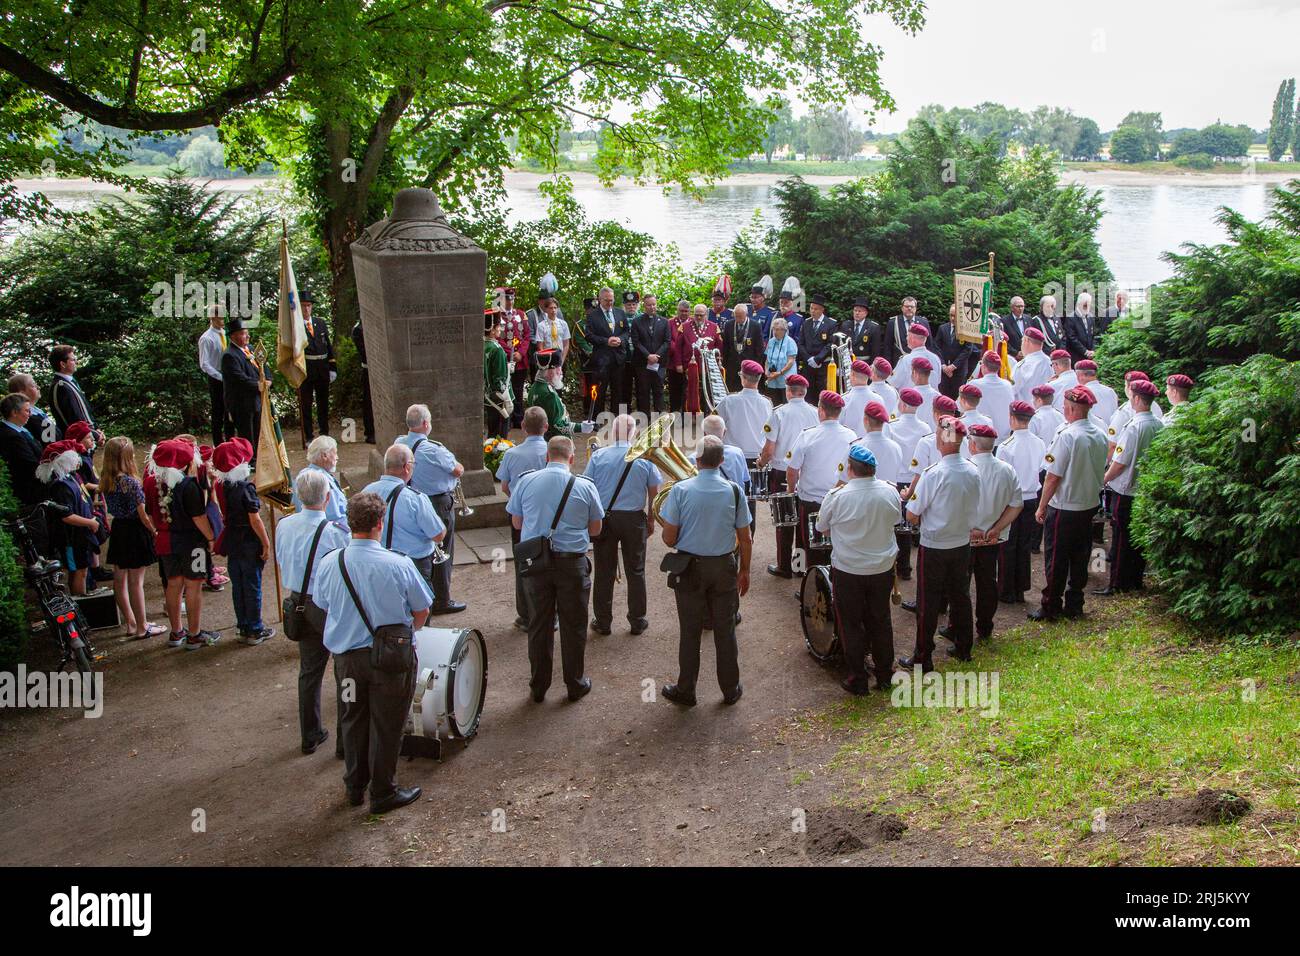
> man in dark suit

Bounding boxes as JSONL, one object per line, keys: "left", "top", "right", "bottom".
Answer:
{"left": 721, "top": 303, "right": 766, "bottom": 391}
{"left": 841, "top": 297, "right": 882, "bottom": 361}
{"left": 631, "top": 294, "right": 671, "bottom": 414}
{"left": 884, "top": 297, "right": 931, "bottom": 365}
{"left": 298, "top": 291, "right": 336, "bottom": 443}
{"left": 0, "top": 392, "right": 42, "bottom": 505}
{"left": 7, "top": 373, "right": 54, "bottom": 447}
{"left": 584, "top": 287, "right": 630, "bottom": 418}
{"left": 1096, "top": 290, "right": 1128, "bottom": 338}
{"left": 798, "top": 295, "right": 838, "bottom": 402}
{"left": 1063, "top": 292, "right": 1097, "bottom": 365}
{"left": 1024, "top": 295, "right": 1066, "bottom": 352}
{"left": 1000, "top": 296, "right": 1029, "bottom": 356}
{"left": 351, "top": 319, "right": 376, "bottom": 444}
{"left": 934, "top": 311, "right": 982, "bottom": 400}
{"left": 48, "top": 344, "right": 98, "bottom": 440}
{"left": 221, "top": 319, "right": 264, "bottom": 454}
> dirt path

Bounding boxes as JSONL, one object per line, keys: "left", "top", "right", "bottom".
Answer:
{"left": 0, "top": 436, "right": 1045, "bottom": 866}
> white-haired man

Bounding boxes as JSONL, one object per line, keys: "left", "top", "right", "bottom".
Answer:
{"left": 361, "top": 443, "right": 448, "bottom": 589}
{"left": 1064, "top": 291, "right": 1096, "bottom": 364}
{"left": 293, "top": 435, "right": 349, "bottom": 530}
{"left": 1026, "top": 295, "right": 1064, "bottom": 351}
{"left": 398, "top": 403, "right": 466, "bottom": 614}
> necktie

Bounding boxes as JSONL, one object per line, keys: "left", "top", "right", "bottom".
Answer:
{"left": 220, "top": 330, "right": 227, "bottom": 350}
{"left": 550, "top": 316, "right": 558, "bottom": 343}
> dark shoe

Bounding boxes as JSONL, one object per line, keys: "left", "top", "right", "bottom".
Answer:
{"left": 734, "top": 612, "right": 742, "bottom": 625}
{"left": 901, "top": 600, "right": 918, "bottom": 614}
{"left": 302, "top": 730, "right": 329, "bottom": 755}
{"left": 591, "top": 622, "right": 611, "bottom": 636}
{"left": 1030, "top": 546, "right": 1041, "bottom": 554}
{"left": 1028, "top": 607, "right": 1059, "bottom": 622}
{"left": 567, "top": 677, "right": 592, "bottom": 702}
{"left": 240, "top": 626, "right": 274, "bottom": 646}
{"left": 1091, "top": 586, "right": 1117, "bottom": 596}
{"left": 722, "top": 684, "right": 743, "bottom": 705}
{"left": 370, "top": 786, "right": 421, "bottom": 815}
{"left": 531, "top": 688, "right": 546, "bottom": 703}
{"left": 513, "top": 617, "right": 528, "bottom": 631}
{"left": 875, "top": 673, "right": 896, "bottom": 691}
{"left": 1063, "top": 608, "right": 1086, "bottom": 620}
{"left": 346, "top": 788, "right": 365, "bottom": 807}
{"left": 662, "top": 683, "right": 697, "bottom": 707}
{"left": 998, "top": 593, "right": 1018, "bottom": 604}
{"left": 840, "top": 677, "right": 870, "bottom": 696}
{"left": 629, "top": 618, "right": 649, "bottom": 635}
{"left": 938, "top": 624, "right": 953, "bottom": 641}
{"left": 766, "top": 564, "right": 793, "bottom": 579}
{"left": 429, "top": 600, "right": 467, "bottom": 615}
{"left": 897, "top": 570, "right": 912, "bottom": 581}
{"left": 949, "top": 648, "right": 973, "bottom": 662}
{"left": 897, "top": 655, "right": 934, "bottom": 673}
{"left": 335, "top": 749, "right": 345, "bottom": 760}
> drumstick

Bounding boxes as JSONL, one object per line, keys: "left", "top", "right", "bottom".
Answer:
{"left": 891, "top": 562, "right": 902, "bottom": 606}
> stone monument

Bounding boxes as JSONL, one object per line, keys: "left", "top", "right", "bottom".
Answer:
{"left": 350, "top": 188, "right": 493, "bottom": 498}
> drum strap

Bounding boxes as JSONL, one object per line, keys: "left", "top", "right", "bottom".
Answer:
{"left": 300, "top": 521, "right": 328, "bottom": 597}
{"left": 384, "top": 485, "right": 403, "bottom": 550}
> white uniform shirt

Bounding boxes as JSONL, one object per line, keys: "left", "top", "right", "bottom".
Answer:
{"left": 907, "top": 453, "right": 981, "bottom": 550}
{"left": 1162, "top": 402, "right": 1185, "bottom": 424}
{"left": 890, "top": 346, "right": 941, "bottom": 389}
{"left": 1108, "top": 399, "right": 1164, "bottom": 443}
{"left": 1030, "top": 405, "right": 1065, "bottom": 452}
{"left": 976, "top": 375, "right": 1015, "bottom": 439}
{"left": 969, "top": 451, "right": 1022, "bottom": 543}
{"left": 1050, "top": 370, "right": 1079, "bottom": 410}
{"left": 1044, "top": 419, "right": 1108, "bottom": 511}
{"left": 1012, "top": 350, "right": 1052, "bottom": 403}
{"left": 763, "top": 399, "right": 819, "bottom": 472}
{"left": 958, "top": 409, "right": 993, "bottom": 459}
{"left": 851, "top": 431, "right": 905, "bottom": 485}
{"left": 717, "top": 387, "right": 773, "bottom": 459}
{"left": 534, "top": 315, "right": 571, "bottom": 353}
{"left": 885, "top": 414, "right": 931, "bottom": 480}
{"left": 1077, "top": 378, "right": 1118, "bottom": 427}
{"left": 996, "top": 430, "right": 1046, "bottom": 501}
{"left": 840, "top": 384, "right": 876, "bottom": 439}
{"left": 869, "top": 379, "right": 899, "bottom": 418}
{"left": 907, "top": 431, "right": 942, "bottom": 481}
{"left": 787, "top": 419, "right": 856, "bottom": 503}
{"left": 198, "top": 326, "right": 226, "bottom": 381}
{"left": 1107, "top": 411, "right": 1164, "bottom": 496}
{"left": 913, "top": 384, "right": 941, "bottom": 430}
{"left": 816, "top": 478, "right": 900, "bottom": 576}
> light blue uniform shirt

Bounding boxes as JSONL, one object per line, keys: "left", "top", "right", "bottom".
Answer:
{"left": 659, "top": 467, "right": 751, "bottom": 556}
{"left": 583, "top": 442, "right": 662, "bottom": 512}
{"left": 291, "top": 463, "right": 349, "bottom": 530}
{"left": 497, "top": 434, "right": 548, "bottom": 489}
{"left": 397, "top": 432, "right": 458, "bottom": 495}
{"left": 505, "top": 462, "right": 603, "bottom": 554}
{"left": 312, "top": 538, "right": 435, "bottom": 654}
{"left": 360, "top": 474, "right": 445, "bottom": 559}
{"left": 274, "top": 508, "right": 351, "bottom": 595}
{"left": 694, "top": 443, "right": 750, "bottom": 493}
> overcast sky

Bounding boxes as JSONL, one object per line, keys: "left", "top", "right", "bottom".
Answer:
{"left": 859, "top": 0, "right": 1300, "bottom": 132}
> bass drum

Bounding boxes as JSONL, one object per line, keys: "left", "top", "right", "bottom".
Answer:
{"left": 409, "top": 627, "right": 488, "bottom": 741}
{"left": 799, "top": 565, "right": 839, "bottom": 663}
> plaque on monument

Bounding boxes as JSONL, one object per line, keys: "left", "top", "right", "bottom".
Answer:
{"left": 350, "top": 188, "right": 492, "bottom": 496}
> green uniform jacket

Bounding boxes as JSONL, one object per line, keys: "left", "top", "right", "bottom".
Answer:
{"left": 484, "top": 338, "right": 508, "bottom": 411}
{"left": 524, "top": 378, "right": 573, "bottom": 439}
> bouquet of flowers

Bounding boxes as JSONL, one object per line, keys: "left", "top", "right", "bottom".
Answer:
{"left": 483, "top": 436, "right": 514, "bottom": 475}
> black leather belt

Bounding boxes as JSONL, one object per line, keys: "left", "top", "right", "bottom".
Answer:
{"left": 552, "top": 551, "right": 587, "bottom": 559}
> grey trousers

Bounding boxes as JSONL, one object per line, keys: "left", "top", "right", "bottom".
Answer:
{"left": 672, "top": 553, "right": 740, "bottom": 696}
{"left": 428, "top": 491, "right": 455, "bottom": 606}
{"left": 297, "top": 631, "right": 342, "bottom": 749}
{"left": 334, "top": 647, "right": 415, "bottom": 802}
{"left": 592, "top": 510, "right": 648, "bottom": 628}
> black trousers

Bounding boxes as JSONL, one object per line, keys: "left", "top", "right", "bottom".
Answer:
{"left": 427, "top": 491, "right": 455, "bottom": 607}
{"left": 894, "top": 482, "right": 913, "bottom": 575}
{"left": 359, "top": 363, "right": 376, "bottom": 442}
{"left": 1029, "top": 470, "right": 1046, "bottom": 551}
{"left": 1040, "top": 505, "right": 1098, "bottom": 616}
{"left": 510, "top": 525, "right": 529, "bottom": 623}
{"left": 509, "top": 366, "right": 529, "bottom": 427}
{"left": 299, "top": 369, "right": 330, "bottom": 441}
{"left": 796, "top": 497, "right": 830, "bottom": 571}
{"left": 999, "top": 496, "right": 1038, "bottom": 600}
{"left": 592, "top": 510, "right": 648, "bottom": 628}
{"left": 635, "top": 368, "right": 665, "bottom": 415}
{"left": 485, "top": 406, "right": 508, "bottom": 439}
{"left": 969, "top": 544, "right": 1000, "bottom": 640}
{"left": 671, "top": 553, "right": 740, "bottom": 696}
{"left": 523, "top": 554, "right": 590, "bottom": 695}
{"left": 914, "top": 543, "right": 972, "bottom": 665}
{"left": 229, "top": 397, "right": 259, "bottom": 452}
{"left": 803, "top": 365, "right": 827, "bottom": 404}
{"left": 335, "top": 647, "right": 415, "bottom": 802}
{"left": 297, "top": 631, "right": 342, "bottom": 749}
{"left": 207, "top": 376, "right": 232, "bottom": 444}
{"left": 668, "top": 369, "right": 685, "bottom": 413}
{"left": 1107, "top": 493, "right": 1145, "bottom": 590}
{"left": 768, "top": 387, "right": 787, "bottom": 406}
{"left": 594, "top": 363, "right": 627, "bottom": 418}
{"left": 831, "top": 566, "right": 895, "bottom": 689}
{"left": 771, "top": 470, "right": 795, "bottom": 573}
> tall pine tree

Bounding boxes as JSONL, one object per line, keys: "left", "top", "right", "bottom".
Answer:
{"left": 1267, "top": 78, "right": 1295, "bottom": 162}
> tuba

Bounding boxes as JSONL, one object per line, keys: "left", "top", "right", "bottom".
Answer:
{"left": 693, "top": 338, "right": 727, "bottom": 413}
{"left": 624, "top": 414, "right": 698, "bottom": 520}
{"left": 826, "top": 331, "right": 853, "bottom": 395}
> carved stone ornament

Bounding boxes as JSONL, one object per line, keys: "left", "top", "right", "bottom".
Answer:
{"left": 353, "top": 188, "right": 477, "bottom": 252}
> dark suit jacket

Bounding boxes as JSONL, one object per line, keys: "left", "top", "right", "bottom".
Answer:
{"left": 840, "top": 317, "right": 882, "bottom": 359}
{"left": 1063, "top": 311, "right": 1096, "bottom": 364}
{"left": 1, "top": 422, "right": 43, "bottom": 505}
{"left": 221, "top": 344, "right": 263, "bottom": 413}
{"left": 303, "top": 316, "right": 336, "bottom": 381}
{"left": 26, "top": 408, "right": 54, "bottom": 447}
{"left": 934, "top": 322, "right": 981, "bottom": 395}
{"left": 50, "top": 375, "right": 94, "bottom": 435}
{"left": 885, "top": 314, "right": 932, "bottom": 364}
{"left": 1000, "top": 313, "right": 1028, "bottom": 354}
{"left": 584, "top": 306, "right": 630, "bottom": 371}
{"left": 631, "top": 313, "right": 671, "bottom": 378}
{"left": 798, "top": 316, "right": 838, "bottom": 367}
{"left": 1025, "top": 314, "right": 1066, "bottom": 352}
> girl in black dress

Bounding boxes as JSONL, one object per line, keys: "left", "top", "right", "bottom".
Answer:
{"left": 102, "top": 437, "right": 163, "bottom": 639}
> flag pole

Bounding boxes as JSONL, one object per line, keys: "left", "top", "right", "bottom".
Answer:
{"left": 281, "top": 217, "right": 307, "bottom": 450}
{"left": 269, "top": 504, "right": 283, "bottom": 621}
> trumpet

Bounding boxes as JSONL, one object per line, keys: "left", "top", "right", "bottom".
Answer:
{"left": 453, "top": 479, "right": 474, "bottom": 517}
{"left": 431, "top": 539, "right": 450, "bottom": 565}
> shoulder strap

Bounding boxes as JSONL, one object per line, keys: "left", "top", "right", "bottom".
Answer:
{"left": 300, "top": 520, "right": 329, "bottom": 595}
{"left": 337, "top": 549, "right": 376, "bottom": 640}
{"left": 604, "top": 457, "right": 637, "bottom": 516}
{"left": 549, "top": 475, "right": 577, "bottom": 535}
{"left": 384, "top": 484, "right": 402, "bottom": 549}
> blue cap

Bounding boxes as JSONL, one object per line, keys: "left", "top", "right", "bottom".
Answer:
{"left": 848, "top": 444, "right": 877, "bottom": 468}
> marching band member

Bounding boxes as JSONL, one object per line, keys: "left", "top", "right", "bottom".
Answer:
{"left": 883, "top": 388, "right": 932, "bottom": 581}
{"left": 360, "top": 444, "right": 448, "bottom": 592}
{"left": 889, "top": 323, "right": 941, "bottom": 391}
{"left": 756, "top": 373, "right": 817, "bottom": 579}
{"left": 1073, "top": 360, "right": 1117, "bottom": 426}
{"left": 957, "top": 383, "right": 993, "bottom": 458}
{"left": 1098, "top": 378, "right": 1164, "bottom": 595}
{"left": 399, "top": 404, "right": 466, "bottom": 615}
{"left": 815, "top": 444, "right": 899, "bottom": 696}
{"left": 1012, "top": 327, "right": 1052, "bottom": 403}
{"left": 1163, "top": 374, "right": 1194, "bottom": 422}
{"left": 659, "top": 435, "right": 752, "bottom": 707}
{"left": 496, "top": 287, "right": 531, "bottom": 429}
{"left": 749, "top": 283, "right": 777, "bottom": 339}
{"left": 525, "top": 349, "right": 575, "bottom": 439}
{"left": 898, "top": 416, "right": 980, "bottom": 672}
{"left": 484, "top": 311, "right": 511, "bottom": 438}
{"left": 762, "top": 317, "right": 799, "bottom": 406}
{"left": 868, "top": 357, "right": 899, "bottom": 417}
{"left": 1047, "top": 350, "right": 1078, "bottom": 410}
{"left": 996, "top": 401, "right": 1046, "bottom": 604}
{"left": 907, "top": 356, "right": 940, "bottom": 430}
{"left": 717, "top": 359, "right": 773, "bottom": 531}
{"left": 721, "top": 303, "right": 766, "bottom": 393}
{"left": 585, "top": 415, "right": 661, "bottom": 637}
{"left": 963, "top": 424, "right": 1022, "bottom": 644}
{"left": 672, "top": 303, "right": 723, "bottom": 417}
{"left": 1030, "top": 386, "right": 1108, "bottom": 622}
{"left": 973, "top": 351, "right": 1014, "bottom": 438}
{"left": 497, "top": 406, "right": 550, "bottom": 630}
{"left": 785, "top": 390, "right": 855, "bottom": 569}
{"left": 797, "top": 295, "right": 838, "bottom": 401}
{"left": 697, "top": 416, "right": 751, "bottom": 504}
{"left": 841, "top": 296, "right": 882, "bottom": 360}
{"left": 840, "top": 360, "right": 876, "bottom": 439}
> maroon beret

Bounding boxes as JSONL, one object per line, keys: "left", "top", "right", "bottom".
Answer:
{"left": 911, "top": 356, "right": 933, "bottom": 373}
{"left": 1024, "top": 327, "right": 1046, "bottom": 342}
{"left": 1125, "top": 369, "right": 1149, "bottom": 382}
{"left": 1050, "top": 349, "right": 1072, "bottom": 362}
{"left": 1009, "top": 400, "right": 1036, "bottom": 418}
{"left": 959, "top": 383, "right": 982, "bottom": 399}
{"left": 850, "top": 359, "right": 871, "bottom": 375}
{"left": 1131, "top": 379, "right": 1160, "bottom": 398}
{"left": 872, "top": 356, "right": 892, "bottom": 376}
{"left": 863, "top": 401, "right": 890, "bottom": 424}
{"left": 898, "top": 387, "right": 923, "bottom": 407}
{"left": 820, "top": 389, "right": 846, "bottom": 409}
{"left": 933, "top": 395, "right": 959, "bottom": 416}
{"left": 1031, "top": 384, "right": 1056, "bottom": 399}
{"left": 1166, "top": 373, "right": 1194, "bottom": 389}
{"left": 786, "top": 373, "right": 809, "bottom": 389}
{"left": 968, "top": 423, "right": 998, "bottom": 439}
{"left": 740, "top": 359, "right": 764, "bottom": 377}
{"left": 1075, "top": 359, "right": 1098, "bottom": 372}
{"left": 1066, "top": 386, "right": 1097, "bottom": 407}
{"left": 909, "top": 323, "right": 930, "bottom": 338}
{"left": 982, "top": 350, "right": 1002, "bottom": 368}
{"left": 937, "top": 415, "right": 967, "bottom": 437}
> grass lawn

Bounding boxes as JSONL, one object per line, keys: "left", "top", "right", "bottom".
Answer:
{"left": 817, "top": 594, "right": 1300, "bottom": 865}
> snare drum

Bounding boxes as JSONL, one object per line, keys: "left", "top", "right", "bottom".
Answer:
{"left": 799, "top": 565, "right": 839, "bottom": 662}
{"left": 768, "top": 492, "right": 799, "bottom": 528}
{"left": 748, "top": 465, "right": 771, "bottom": 501}
{"left": 806, "top": 512, "right": 831, "bottom": 550}
{"left": 405, "top": 627, "right": 488, "bottom": 750}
